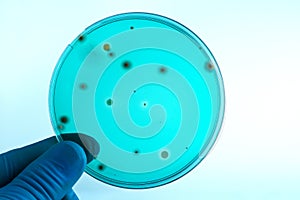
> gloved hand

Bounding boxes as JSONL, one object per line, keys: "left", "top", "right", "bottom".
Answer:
{"left": 0, "top": 134, "right": 99, "bottom": 200}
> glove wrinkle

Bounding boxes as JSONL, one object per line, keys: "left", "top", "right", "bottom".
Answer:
{"left": 0, "top": 137, "right": 57, "bottom": 187}
{"left": 0, "top": 141, "right": 86, "bottom": 200}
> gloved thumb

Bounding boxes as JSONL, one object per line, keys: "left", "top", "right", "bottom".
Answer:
{"left": 0, "top": 141, "right": 86, "bottom": 200}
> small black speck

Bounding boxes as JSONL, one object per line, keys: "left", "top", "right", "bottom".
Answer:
{"left": 134, "top": 150, "right": 139, "bottom": 154}
{"left": 109, "top": 52, "right": 115, "bottom": 57}
{"left": 130, "top": 26, "right": 134, "bottom": 30}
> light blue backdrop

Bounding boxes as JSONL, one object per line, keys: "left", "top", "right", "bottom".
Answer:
{"left": 1, "top": 0, "right": 299, "bottom": 199}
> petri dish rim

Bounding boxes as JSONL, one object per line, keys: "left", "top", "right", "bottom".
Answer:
{"left": 49, "top": 12, "right": 225, "bottom": 189}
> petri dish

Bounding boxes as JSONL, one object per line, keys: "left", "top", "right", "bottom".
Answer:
{"left": 49, "top": 12, "right": 225, "bottom": 189}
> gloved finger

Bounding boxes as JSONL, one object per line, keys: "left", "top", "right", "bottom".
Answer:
{"left": 0, "top": 137, "right": 57, "bottom": 187}
{"left": 0, "top": 133, "right": 100, "bottom": 188}
{"left": 62, "top": 189, "right": 79, "bottom": 200}
{"left": 60, "top": 133, "right": 100, "bottom": 163}
{"left": 0, "top": 141, "right": 86, "bottom": 200}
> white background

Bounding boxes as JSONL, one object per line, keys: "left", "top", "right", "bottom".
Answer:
{"left": 1, "top": 1, "right": 300, "bottom": 199}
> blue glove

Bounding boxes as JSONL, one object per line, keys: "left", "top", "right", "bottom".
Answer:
{"left": 0, "top": 134, "right": 99, "bottom": 200}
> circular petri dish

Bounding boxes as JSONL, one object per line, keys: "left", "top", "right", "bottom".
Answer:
{"left": 49, "top": 12, "right": 225, "bottom": 189}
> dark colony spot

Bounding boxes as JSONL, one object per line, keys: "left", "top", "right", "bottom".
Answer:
{"left": 160, "top": 67, "right": 167, "bottom": 73}
{"left": 79, "top": 83, "right": 87, "bottom": 90}
{"left": 106, "top": 99, "right": 113, "bottom": 106}
{"left": 78, "top": 35, "right": 84, "bottom": 41}
{"left": 207, "top": 62, "right": 214, "bottom": 70}
{"left": 130, "top": 26, "right": 134, "bottom": 30}
{"left": 98, "top": 165, "right": 104, "bottom": 171}
{"left": 122, "top": 61, "right": 131, "bottom": 69}
{"left": 60, "top": 116, "right": 68, "bottom": 124}
{"left": 134, "top": 150, "right": 139, "bottom": 154}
